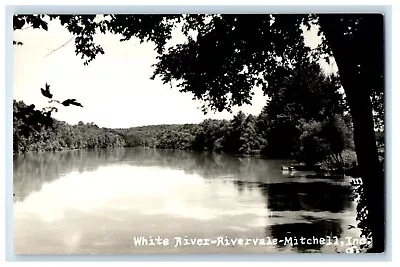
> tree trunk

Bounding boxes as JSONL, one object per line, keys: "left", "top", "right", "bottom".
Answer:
{"left": 318, "top": 15, "right": 385, "bottom": 253}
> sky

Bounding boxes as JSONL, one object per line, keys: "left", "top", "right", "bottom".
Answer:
{"left": 12, "top": 16, "right": 337, "bottom": 129}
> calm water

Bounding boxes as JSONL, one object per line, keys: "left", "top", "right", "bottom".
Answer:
{"left": 13, "top": 147, "right": 360, "bottom": 254}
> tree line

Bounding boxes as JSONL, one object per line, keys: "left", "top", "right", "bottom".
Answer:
{"left": 13, "top": 98, "right": 358, "bottom": 174}
{"left": 117, "top": 113, "right": 357, "bottom": 173}
{"left": 13, "top": 100, "right": 125, "bottom": 153}
{"left": 117, "top": 60, "right": 379, "bottom": 174}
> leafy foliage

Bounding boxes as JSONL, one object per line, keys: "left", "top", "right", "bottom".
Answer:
{"left": 40, "top": 83, "right": 53, "bottom": 99}
{"left": 115, "top": 111, "right": 354, "bottom": 172}
{"left": 12, "top": 14, "right": 383, "bottom": 123}
{"left": 61, "top": 99, "right": 84, "bottom": 107}
{"left": 298, "top": 115, "right": 354, "bottom": 171}
{"left": 116, "top": 117, "right": 263, "bottom": 155}
{"left": 13, "top": 100, "right": 125, "bottom": 153}
{"left": 39, "top": 83, "right": 84, "bottom": 109}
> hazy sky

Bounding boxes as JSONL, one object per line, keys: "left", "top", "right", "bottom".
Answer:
{"left": 13, "top": 16, "right": 337, "bottom": 128}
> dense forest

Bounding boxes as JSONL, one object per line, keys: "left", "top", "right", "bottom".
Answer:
{"left": 117, "top": 112, "right": 357, "bottom": 173}
{"left": 13, "top": 100, "right": 126, "bottom": 153}
{"left": 13, "top": 99, "right": 357, "bottom": 174}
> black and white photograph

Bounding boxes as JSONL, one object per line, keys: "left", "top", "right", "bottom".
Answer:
{"left": 11, "top": 12, "right": 386, "bottom": 255}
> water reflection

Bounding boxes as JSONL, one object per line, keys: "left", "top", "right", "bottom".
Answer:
{"left": 13, "top": 148, "right": 291, "bottom": 202}
{"left": 230, "top": 180, "right": 353, "bottom": 212}
{"left": 267, "top": 219, "right": 343, "bottom": 252}
{"left": 262, "top": 182, "right": 352, "bottom": 212}
{"left": 13, "top": 148, "right": 128, "bottom": 201}
{"left": 13, "top": 147, "right": 358, "bottom": 254}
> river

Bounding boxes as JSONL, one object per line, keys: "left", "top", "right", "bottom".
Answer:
{"left": 13, "top": 147, "right": 361, "bottom": 254}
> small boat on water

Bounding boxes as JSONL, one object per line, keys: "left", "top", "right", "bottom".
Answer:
{"left": 282, "top": 164, "right": 318, "bottom": 172}
{"left": 281, "top": 165, "right": 294, "bottom": 171}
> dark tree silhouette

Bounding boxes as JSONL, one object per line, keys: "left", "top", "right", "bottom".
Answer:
{"left": 13, "top": 100, "right": 125, "bottom": 153}
{"left": 61, "top": 99, "right": 84, "bottom": 107}
{"left": 317, "top": 15, "right": 385, "bottom": 253}
{"left": 40, "top": 83, "right": 84, "bottom": 113}
{"left": 40, "top": 83, "right": 53, "bottom": 99}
